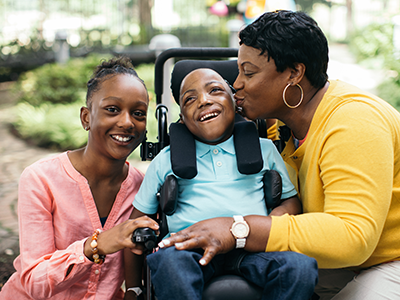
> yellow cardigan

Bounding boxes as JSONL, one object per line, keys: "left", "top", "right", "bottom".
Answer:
{"left": 267, "top": 80, "right": 400, "bottom": 270}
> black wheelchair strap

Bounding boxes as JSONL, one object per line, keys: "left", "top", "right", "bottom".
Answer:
{"left": 233, "top": 114, "right": 263, "bottom": 175}
{"left": 169, "top": 114, "right": 263, "bottom": 179}
{"left": 169, "top": 122, "right": 198, "bottom": 179}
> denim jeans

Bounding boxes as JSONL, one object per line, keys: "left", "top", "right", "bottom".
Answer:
{"left": 147, "top": 247, "right": 318, "bottom": 300}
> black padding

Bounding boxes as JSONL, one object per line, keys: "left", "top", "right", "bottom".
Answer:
{"left": 263, "top": 169, "right": 283, "bottom": 210}
{"left": 158, "top": 174, "right": 179, "bottom": 216}
{"left": 234, "top": 118, "right": 264, "bottom": 175}
{"left": 171, "top": 59, "right": 238, "bottom": 105}
{"left": 169, "top": 122, "right": 197, "bottom": 179}
{"left": 202, "top": 275, "right": 262, "bottom": 300}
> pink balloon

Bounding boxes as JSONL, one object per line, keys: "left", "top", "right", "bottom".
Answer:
{"left": 210, "top": 1, "right": 229, "bottom": 16}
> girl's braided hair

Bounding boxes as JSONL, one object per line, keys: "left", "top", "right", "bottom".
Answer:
{"left": 86, "top": 56, "right": 148, "bottom": 108}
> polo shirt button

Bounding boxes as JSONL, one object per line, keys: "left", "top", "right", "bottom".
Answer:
{"left": 293, "top": 156, "right": 298, "bottom": 159}
{"left": 95, "top": 270, "right": 100, "bottom": 275}
{"left": 213, "top": 149, "right": 219, "bottom": 154}
{"left": 79, "top": 256, "right": 84, "bottom": 261}
{"left": 216, "top": 161, "right": 222, "bottom": 167}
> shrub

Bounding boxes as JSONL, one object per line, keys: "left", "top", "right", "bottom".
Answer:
{"left": 348, "top": 21, "right": 394, "bottom": 69}
{"left": 348, "top": 21, "right": 400, "bottom": 111}
{"left": 13, "top": 54, "right": 110, "bottom": 106}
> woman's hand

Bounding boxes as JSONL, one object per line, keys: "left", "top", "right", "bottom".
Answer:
{"left": 158, "top": 215, "right": 272, "bottom": 266}
{"left": 84, "top": 216, "right": 159, "bottom": 259}
{"left": 158, "top": 217, "right": 236, "bottom": 266}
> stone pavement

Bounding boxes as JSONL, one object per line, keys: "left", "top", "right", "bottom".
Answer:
{"left": 0, "top": 87, "right": 58, "bottom": 255}
{"left": 0, "top": 43, "right": 387, "bottom": 274}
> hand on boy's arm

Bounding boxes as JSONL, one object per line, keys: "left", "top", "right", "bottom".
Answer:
{"left": 269, "top": 195, "right": 302, "bottom": 217}
{"left": 158, "top": 215, "right": 272, "bottom": 265}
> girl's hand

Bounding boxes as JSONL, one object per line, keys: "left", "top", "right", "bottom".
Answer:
{"left": 158, "top": 217, "right": 236, "bottom": 266}
{"left": 84, "top": 216, "right": 159, "bottom": 259}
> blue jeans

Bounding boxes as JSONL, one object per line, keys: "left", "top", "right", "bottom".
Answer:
{"left": 147, "top": 247, "right": 318, "bottom": 300}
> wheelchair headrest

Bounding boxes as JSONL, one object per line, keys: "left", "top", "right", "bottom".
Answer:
{"left": 170, "top": 59, "right": 239, "bottom": 105}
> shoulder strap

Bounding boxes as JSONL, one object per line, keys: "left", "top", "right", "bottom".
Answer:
{"left": 233, "top": 114, "right": 264, "bottom": 174}
{"left": 169, "top": 122, "right": 198, "bottom": 179}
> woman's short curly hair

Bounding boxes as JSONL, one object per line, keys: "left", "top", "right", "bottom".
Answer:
{"left": 239, "top": 10, "right": 328, "bottom": 89}
{"left": 86, "top": 56, "right": 148, "bottom": 108}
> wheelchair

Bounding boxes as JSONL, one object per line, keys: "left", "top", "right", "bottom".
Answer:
{"left": 137, "top": 47, "right": 309, "bottom": 300}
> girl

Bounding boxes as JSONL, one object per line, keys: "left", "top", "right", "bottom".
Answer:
{"left": 0, "top": 57, "right": 159, "bottom": 300}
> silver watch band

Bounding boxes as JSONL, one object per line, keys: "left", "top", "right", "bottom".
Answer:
{"left": 127, "top": 287, "right": 143, "bottom": 296}
{"left": 236, "top": 238, "right": 246, "bottom": 248}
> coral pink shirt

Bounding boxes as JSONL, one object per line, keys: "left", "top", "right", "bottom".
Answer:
{"left": 0, "top": 152, "right": 144, "bottom": 300}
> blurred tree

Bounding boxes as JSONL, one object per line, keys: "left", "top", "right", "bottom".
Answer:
{"left": 139, "top": 0, "right": 153, "bottom": 43}
{"left": 295, "top": 0, "right": 329, "bottom": 12}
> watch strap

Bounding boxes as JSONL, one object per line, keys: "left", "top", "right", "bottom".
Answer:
{"left": 233, "top": 215, "right": 244, "bottom": 222}
{"left": 127, "top": 287, "right": 143, "bottom": 296}
{"left": 236, "top": 238, "right": 246, "bottom": 248}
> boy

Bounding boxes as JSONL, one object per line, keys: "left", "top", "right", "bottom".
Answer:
{"left": 126, "top": 69, "right": 317, "bottom": 300}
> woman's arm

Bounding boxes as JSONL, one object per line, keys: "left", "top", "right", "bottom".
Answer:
{"left": 159, "top": 215, "right": 272, "bottom": 266}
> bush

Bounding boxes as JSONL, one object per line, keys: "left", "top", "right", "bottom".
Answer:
{"left": 13, "top": 101, "right": 87, "bottom": 150}
{"left": 348, "top": 21, "right": 394, "bottom": 69}
{"left": 348, "top": 21, "right": 400, "bottom": 111}
{"left": 13, "top": 54, "right": 110, "bottom": 106}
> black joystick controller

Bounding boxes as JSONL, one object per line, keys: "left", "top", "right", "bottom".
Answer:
{"left": 132, "top": 228, "right": 157, "bottom": 252}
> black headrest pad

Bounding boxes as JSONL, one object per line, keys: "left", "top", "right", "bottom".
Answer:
{"left": 171, "top": 59, "right": 238, "bottom": 105}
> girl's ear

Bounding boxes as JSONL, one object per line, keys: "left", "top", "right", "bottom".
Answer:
{"left": 80, "top": 106, "right": 90, "bottom": 130}
{"left": 290, "top": 62, "right": 306, "bottom": 85}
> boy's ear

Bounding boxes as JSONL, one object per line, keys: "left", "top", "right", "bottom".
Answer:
{"left": 80, "top": 106, "right": 90, "bottom": 130}
{"left": 289, "top": 62, "right": 306, "bottom": 85}
{"left": 178, "top": 113, "right": 184, "bottom": 124}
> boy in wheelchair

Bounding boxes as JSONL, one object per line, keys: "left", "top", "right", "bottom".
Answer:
{"left": 127, "top": 68, "right": 318, "bottom": 300}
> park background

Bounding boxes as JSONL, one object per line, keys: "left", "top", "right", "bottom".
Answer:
{"left": 0, "top": 0, "right": 399, "bottom": 288}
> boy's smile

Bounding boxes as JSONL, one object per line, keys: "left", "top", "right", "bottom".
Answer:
{"left": 179, "top": 68, "right": 235, "bottom": 145}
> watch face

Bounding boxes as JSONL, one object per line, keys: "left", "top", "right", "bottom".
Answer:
{"left": 233, "top": 222, "right": 249, "bottom": 238}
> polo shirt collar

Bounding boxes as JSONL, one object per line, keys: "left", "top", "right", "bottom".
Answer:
{"left": 195, "top": 135, "right": 235, "bottom": 158}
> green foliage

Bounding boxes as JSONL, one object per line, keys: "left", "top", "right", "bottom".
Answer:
{"left": 13, "top": 101, "right": 87, "bottom": 150}
{"left": 295, "top": 0, "right": 330, "bottom": 13}
{"left": 348, "top": 22, "right": 394, "bottom": 69}
{"left": 13, "top": 54, "right": 111, "bottom": 106}
{"left": 348, "top": 21, "right": 400, "bottom": 112}
{"left": 377, "top": 77, "right": 400, "bottom": 111}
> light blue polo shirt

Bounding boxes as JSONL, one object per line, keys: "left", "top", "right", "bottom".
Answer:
{"left": 133, "top": 136, "right": 297, "bottom": 234}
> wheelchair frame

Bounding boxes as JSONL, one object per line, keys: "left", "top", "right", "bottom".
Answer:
{"left": 139, "top": 47, "right": 270, "bottom": 300}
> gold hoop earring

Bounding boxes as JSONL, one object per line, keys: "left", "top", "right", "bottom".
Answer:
{"left": 283, "top": 83, "right": 304, "bottom": 109}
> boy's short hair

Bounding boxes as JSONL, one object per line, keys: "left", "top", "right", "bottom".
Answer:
{"left": 170, "top": 59, "right": 239, "bottom": 104}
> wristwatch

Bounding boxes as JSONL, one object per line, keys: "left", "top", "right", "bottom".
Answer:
{"left": 127, "top": 287, "right": 143, "bottom": 297}
{"left": 230, "top": 215, "right": 250, "bottom": 248}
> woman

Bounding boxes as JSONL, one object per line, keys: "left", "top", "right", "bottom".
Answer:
{"left": 158, "top": 10, "right": 400, "bottom": 299}
{"left": 0, "top": 57, "right": 159, "bottom": 300}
